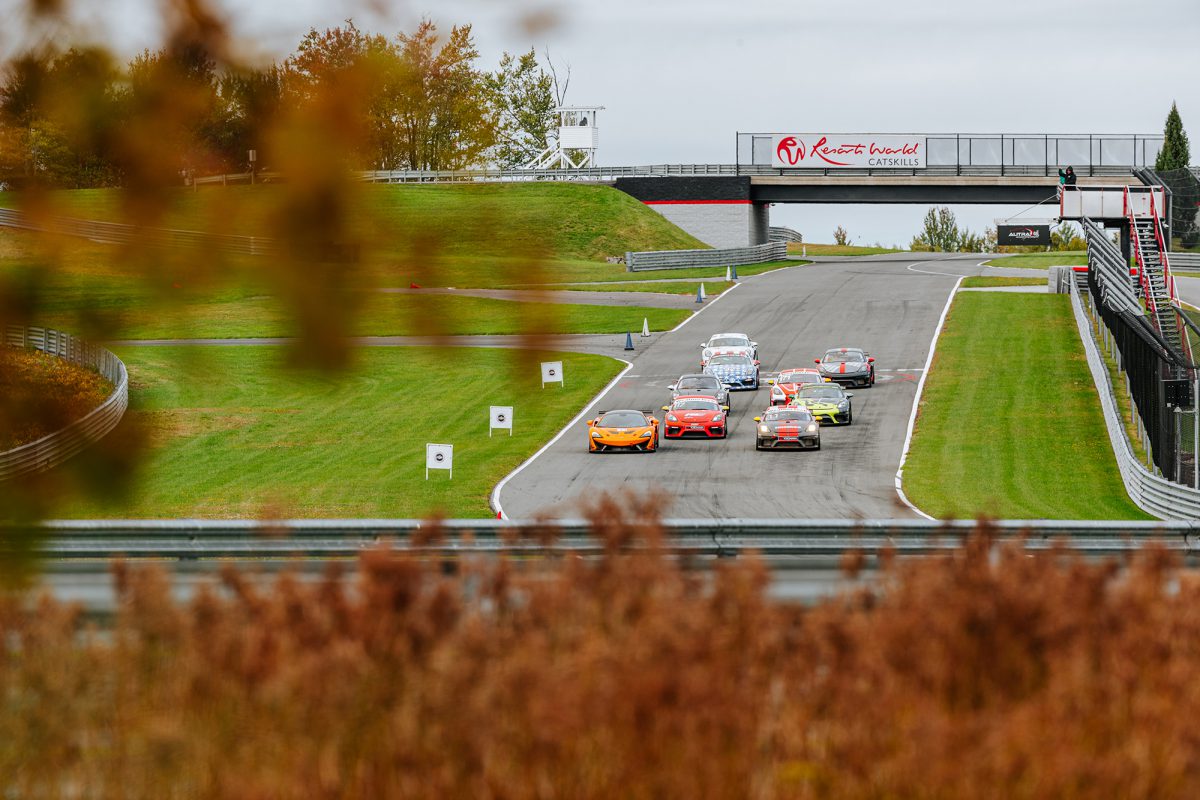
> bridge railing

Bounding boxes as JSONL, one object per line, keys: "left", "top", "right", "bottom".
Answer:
{"left": 737, "top": 132, "right": 1163, "bottom": 177}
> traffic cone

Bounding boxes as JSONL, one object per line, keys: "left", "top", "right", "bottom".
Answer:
{"left": 695, "top": 285, "right": 704, "bottom": 303}
{"left": 624, "top": 332, "right": 635, "bottom": 351}
{"left": 410, "top": 282, "right": 421, "bottom": 289}
{"left": 699, "top": 283, "right": 707, "bottom": 301}
{"left": 725, "top": 266, "right": 731, "bottom": 281}
{"left": 731, "top": 265, "right": 738, "bottom": 281}
{"left": 641, "top": 317, "right": 650, "bottom": 337}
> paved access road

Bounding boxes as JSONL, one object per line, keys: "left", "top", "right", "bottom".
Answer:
{"left": 498, "top": 253, "right": 994, "bottom": 520}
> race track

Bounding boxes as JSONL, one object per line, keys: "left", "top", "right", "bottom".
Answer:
{"left": 499, "top": 253, "right": 995, "bottom": 520}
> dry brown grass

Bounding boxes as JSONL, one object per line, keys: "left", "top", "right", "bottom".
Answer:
{"left": 2, "top": 500, "right": 1198, "bottom": 797}
{"left": 0, "top": 346, "right": 113, "bottom": 449}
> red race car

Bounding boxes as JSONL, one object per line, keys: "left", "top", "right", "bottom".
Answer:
{"left": 768, "top": 368, "right": 830, "bottom": 406}
{"left": 660, "top": 395, "right": 729, "bottom": 439}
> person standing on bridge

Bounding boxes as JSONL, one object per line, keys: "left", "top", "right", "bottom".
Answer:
{"left": 1065, "top": 166, "right": 1077, "bottom": 186}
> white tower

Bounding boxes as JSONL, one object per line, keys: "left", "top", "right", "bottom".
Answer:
{"left": 525, "top": 106, "right": 604, "bottom": 170}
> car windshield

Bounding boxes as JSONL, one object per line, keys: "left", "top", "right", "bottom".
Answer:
{"left": 765, "top": 409, "right": 810, "bottom": 422}
{"left": 597, "top": 411, "right": 647, "bottom": 427}
{"left": 708, "top": 356, "right": 751, "bottom": 366}
{"left": 674, "top": 399, "right": 720, "bottom": 411}
{"left": 779, "top": 371, "right": 820, "bottom": 384}
{"left": 677, "top": 377, "right": 718, "bottom": 391}
{"left": 797, "top": 386, "right": 844, "bottom": 400}
{"left": 709, "top": 336, "right": 748, "bottom": 348}
{"left": 823, "top": 350, "right": 864, "bottom": 363}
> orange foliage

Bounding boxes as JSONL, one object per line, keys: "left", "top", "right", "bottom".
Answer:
{"left": 2, "top": 504, "right": 1199, "bottom": 796}
{"left": 0, "top": 345, "right": 112, "bottom": 449}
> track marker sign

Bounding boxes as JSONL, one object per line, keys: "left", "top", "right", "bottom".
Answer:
{"left": 426, "top": 443, "right": 453, "bottom": 479}
{"left": 541, "top": 361, "right": 564, "bottom": 388}
{"left": 490, "top": 406, "right": 514, "bottom": 437}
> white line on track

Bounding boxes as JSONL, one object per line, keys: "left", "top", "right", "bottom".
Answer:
{"left": 490, "top": 357, "right": 635, "bottom": 520}
{"left": 892, "top": 259, "right": 986, "bottom": 518}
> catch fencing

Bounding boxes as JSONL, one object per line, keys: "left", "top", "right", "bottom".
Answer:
{"left": 0, "top": 207, "right": 274, "bottom": 256}
{"left": 1, "top": 326, "right": 129, "bottom": 481}
{"left": 625, "top": 241, "right": 787, "bottom": 272}
{"left": 1082, "top": 219, "right": 1200, "bottom": 489}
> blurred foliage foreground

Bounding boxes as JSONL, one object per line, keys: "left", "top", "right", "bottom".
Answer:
{"left": 2, "top": 499, "right": 1199, "bottom": 797}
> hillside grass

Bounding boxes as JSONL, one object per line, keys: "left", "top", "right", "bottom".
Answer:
{"left": 55, "top": 346, "right": 622, "bottom": 518}
{"left": 985, "top": 251, "right": 1088, "bottom": 269}
{"left": 904, "top": 292, "right": 1149, "bottom": 520}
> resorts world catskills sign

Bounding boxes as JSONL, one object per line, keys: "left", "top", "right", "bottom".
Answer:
{"left": 772, "top": 134, "right": 925, "bottom": 169}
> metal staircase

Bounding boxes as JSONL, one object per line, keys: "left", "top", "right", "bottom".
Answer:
{"left": 1125, "top": 187, "right": 1190, "bottom": 362}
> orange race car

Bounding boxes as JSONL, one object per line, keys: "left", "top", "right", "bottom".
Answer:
{"left": 587, "top": 409, "right": 661, "bottom": 453}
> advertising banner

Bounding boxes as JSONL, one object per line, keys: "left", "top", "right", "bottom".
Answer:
{"left": 771, "top": 134, "right": 926, "bottom": 169}
{"left": 997, "top": 225, "right": 1051, "bottom": 246}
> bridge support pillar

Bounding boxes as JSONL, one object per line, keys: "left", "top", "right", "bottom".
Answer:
{"left": 614, "top": 177, "right": 765, "bottom": 248}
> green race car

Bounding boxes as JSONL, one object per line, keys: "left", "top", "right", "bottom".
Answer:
{"left": 788, "top": 383, "right": 854, "bottom": 425}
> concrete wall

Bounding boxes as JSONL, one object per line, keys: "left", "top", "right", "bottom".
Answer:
{"left": 613, "top": 177, "right": 770, "bottom": 248}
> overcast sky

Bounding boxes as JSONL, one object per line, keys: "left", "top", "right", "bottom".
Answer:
{"left": 4, "top": 0, "right": 1199, "bottom": 244}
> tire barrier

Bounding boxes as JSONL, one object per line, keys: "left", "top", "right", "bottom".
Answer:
{"left": 1, "top": 326, "right": 129, "bottom": 481}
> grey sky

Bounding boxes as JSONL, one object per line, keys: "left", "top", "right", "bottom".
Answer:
{"left": 3, "top": 0, "right": 1198, "bottom": 244}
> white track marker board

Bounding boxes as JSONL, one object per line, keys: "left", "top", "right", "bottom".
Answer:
{"left": 541, "top": 361, "right": 564, "bottom": 388}
{"left": 426, "top": 443, "right": 453, "bottom": 479}
{"left": 490, "top": 406, "right": 513, "bottom": 437}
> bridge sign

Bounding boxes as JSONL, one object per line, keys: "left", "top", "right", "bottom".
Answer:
{"left": 772, "top": 134, "right": 925, "bottom": 169}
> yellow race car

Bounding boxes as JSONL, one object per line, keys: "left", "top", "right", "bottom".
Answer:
{"left": 587, "top": 409, "right": 661, "bottom": 453}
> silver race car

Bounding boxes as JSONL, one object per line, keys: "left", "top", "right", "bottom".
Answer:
{"left": 815, "top": 347, "right": 875, "bottom": 388}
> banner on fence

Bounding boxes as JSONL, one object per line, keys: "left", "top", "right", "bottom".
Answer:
{"left": 771, "top": 134, "right": 925, "bottom": 169}
{"left": 997, "top": 224, "right": 1051, "bottom": 246}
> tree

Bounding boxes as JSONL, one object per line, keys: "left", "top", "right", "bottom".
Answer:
{"left": 911, "top": 207, "right": 990, "bottom": 252}
{"left": 833, "top": 225, "right": 849, "bottom": 246}
{"left": 486, "top": 49, "right": 554, "bottom": 168}
{"left": 1155, "top": 102, "right": 1190, "bottom": 172}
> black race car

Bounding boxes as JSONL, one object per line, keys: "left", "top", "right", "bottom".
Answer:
{"left": 754, "top": 406, "right": 821, "bottom": 451}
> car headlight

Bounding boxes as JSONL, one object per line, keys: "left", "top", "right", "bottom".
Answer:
{"left": 666, "top": 414, "right": 678, "bottom": 422}
{"left": 591, "top": 431, "right": 603, "bottom": 438}
{"left": 807, "top": 424, "right": 818, "bottom": 432}
{"left": 639, "top": 430, "right": 652, "bottom": 438}
{"left": 759, "top": 425, "right": 770, "bottom": 434}
{"left": 713, "top": 414, "right": 723, "bottom": 422}
{"left": 771, "top": 387, "right": 782, "bottom": 395}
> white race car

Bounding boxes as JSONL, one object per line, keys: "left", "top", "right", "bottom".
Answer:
{"left": 699, "top": 332, "right": 758, "bottom": 368}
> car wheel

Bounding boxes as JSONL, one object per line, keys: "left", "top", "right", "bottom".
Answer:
{"left": 815, "top": 440, "right": 821, "bottom": 451}
{"left": 755, "top": 440, "right": 764, "bottom": 451}
{"left": 846, "top": 410, "right": 853, "bottom": 425}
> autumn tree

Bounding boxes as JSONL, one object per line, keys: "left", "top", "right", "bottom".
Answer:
{"left": 486, "top": 49, "right": 555, "bottom": 168}
{"left": 910, "top": 206, "right": 989, "bottom": 252}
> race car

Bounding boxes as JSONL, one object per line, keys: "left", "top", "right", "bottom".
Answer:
{"left": 704, "top": 353, "right": 760, "bottom": 391}
{"left": 587, "top": 409, "right": 660, "bottom": 453}
{"left": 660, "top": 395, "right": 729, "bottom": 439}
{"left": 789, "top": 383, "right": 854, "bottom": 425}
{"left": 754, "top": 406, "right": 821, "bottom": 451}
{"left": 668, "top": 373, "right": 731, "bottom": 407}
{"left": 767, "top": 368, "right": 830, "bottom": 406}
{"left": 815, "top": 347, "right": 875, "bottom": 388}
{"left": 700, "top": 333, "right": 758, "bottom": 368}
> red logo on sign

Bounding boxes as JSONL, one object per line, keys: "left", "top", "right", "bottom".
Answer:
{"left": 776, "top": 136, "right": 805, "bottom": 165}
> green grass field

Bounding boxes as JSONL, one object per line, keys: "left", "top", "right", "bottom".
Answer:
{"left": 985, "top": 251, "right": 1087, "bottom": 269}
{"left": 960, "top": 276, "right": 1048, "bottom": 288}
{"left": 904, "top": 292, "right": 1149, "bottom": 520}
{"left": 55, "top": 346, "right": 623, "bottom": 518}
{"left": 558, "top": 280, "right": 734, "bottom": 296}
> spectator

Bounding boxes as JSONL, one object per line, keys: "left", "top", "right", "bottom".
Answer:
{"left": 1065, "top": 166, "right": 1077, "bottom": 186}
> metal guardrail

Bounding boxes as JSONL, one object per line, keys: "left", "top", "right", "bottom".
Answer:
{"left": 0, "top": 207, "right": 274, "bottom": 256}
{"left": 1070, "top": 285, "right": 1200, "bottom": 518}
{"left": 1171, "top": 252, "right": 1200, "bottom": 269}
{"left": 768, "top": 226, "right": 803, "bottom": 243}
{"left": 13, "top": 518, "right": 1200, "bottom": 562}
{"left": 1, "top": 326, "right": 129, "bottom": 481}
{"left": 1048, "top": 266, "right": 1073, "bottom": 294}
{"left": 625, "top": 241, "right": 787, "bottom": 272}
{"left": 190, "top": 162, "right": 1141, "bottom": 187}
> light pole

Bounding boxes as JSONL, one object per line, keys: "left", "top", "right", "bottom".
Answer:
{"left": 248, "top": 149, "right": 257, "bottom": 185}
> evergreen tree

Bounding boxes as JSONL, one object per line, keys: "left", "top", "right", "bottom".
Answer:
{"left": 1155, "top": 102, "right": 1197, "bottom": 246}
{"left": 1155, "top": 102, "right": 1190, "bottom": 171}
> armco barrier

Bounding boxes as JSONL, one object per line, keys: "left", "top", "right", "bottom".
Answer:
{"left": 1070, "top": 285, "right": 1200, "bottom": 519}
{"left": 1171, "top": 252, "right": 1200, "bottom": 269}
{"left": 625, "top": 241, "right": 787, "bottom": 272}
{"left": 1, "top": 326, "right": 129, "bottom": 481}
{"left": 15, "top": 517, "right": 1200, "bottom": 562}
{"left": 768, "top": 226, "right": 803, "bottom": 243}
{"left": 0, "top": 207, "right": 274, "bottom": 257}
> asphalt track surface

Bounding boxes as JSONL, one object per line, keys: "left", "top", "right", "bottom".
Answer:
{"left": 498, "top": 253, "right": 994, "bottom": 521}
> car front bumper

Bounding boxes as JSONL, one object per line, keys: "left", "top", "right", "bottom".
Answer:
{"left": 757, "top": 435, "right": 820, "bottom": 449}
